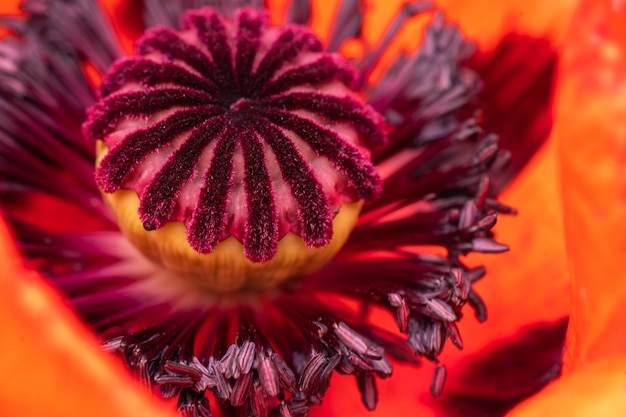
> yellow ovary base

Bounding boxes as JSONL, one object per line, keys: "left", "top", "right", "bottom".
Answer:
{"left": 103, "top": 190, "right": 361, "bottom": 293}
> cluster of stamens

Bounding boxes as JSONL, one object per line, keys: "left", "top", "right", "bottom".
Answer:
{"left": 108, "top": 313, "right": 394, "bottom": 417}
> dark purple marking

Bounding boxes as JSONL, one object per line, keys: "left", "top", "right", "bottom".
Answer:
{"left": 468, "top": 34, "right": 557, "bottom": 192}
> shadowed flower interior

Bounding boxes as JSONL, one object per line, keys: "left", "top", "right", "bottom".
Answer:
{"left": 0, "top": 0, "right": 523, "bottom": 416}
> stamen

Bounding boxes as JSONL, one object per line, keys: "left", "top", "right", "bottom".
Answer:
{"left": 357, "top": 373, "right": 379, "bottom": 411}
{"left": 430, "top": 364, "right": 447, "bottom": 397}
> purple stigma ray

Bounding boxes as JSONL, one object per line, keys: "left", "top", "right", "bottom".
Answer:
{"left": 248, "top": 26, "right": 323, "bottom": 91}
{"left": 262, "top": 91, "right": 386, "bottom": 146}
{"left": 234, "top": 8, "right": 268, "bottom": 92}
{"left": 84, "top": 88, "right": 217, "bottom": 139}
{"left": 183, "top": 10, "right": 237, "bottom": 92}
{"left": 256, "top": 55, "right": 356, "bottom": 98}
{"left": 188, "top": 129, "right": 237, "bottom": 254}
{"left": 99, "top": 58, "right": 219, "bottom": 98}
{"left": 241, "top": 127, "right": 279, "bottom": 262}
{"left": 84, "top": 6, "right": 385, "bottom": 260}
{"left": 136, "top": 28, "right": 220, "bottom": 83}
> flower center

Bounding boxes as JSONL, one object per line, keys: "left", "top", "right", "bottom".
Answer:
{"left": 83, "top": 7, "right": 386, "bottom": 293}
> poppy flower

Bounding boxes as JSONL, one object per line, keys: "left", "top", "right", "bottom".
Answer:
{"left": 2, "top": 0, "right": 620, "bottom": 416}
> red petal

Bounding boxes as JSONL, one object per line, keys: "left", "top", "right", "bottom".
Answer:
{"left": 0, "top": 220, "right": 177, "bottom": 417}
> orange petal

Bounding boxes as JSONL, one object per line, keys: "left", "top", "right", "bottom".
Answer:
{"left": 506, "top": 357, "right": 626, "bottom": 416}
{"left": 556, "top": 0, "right": 626, "bottom": 371}
{"left": 435, "top": 0, "right": 579, "bottom": 49}
{"left": 0, "top": 219, "right": 176, "bottom": 417}
{"left": 0, "top": 0, "right": 18, "bottom": 14}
